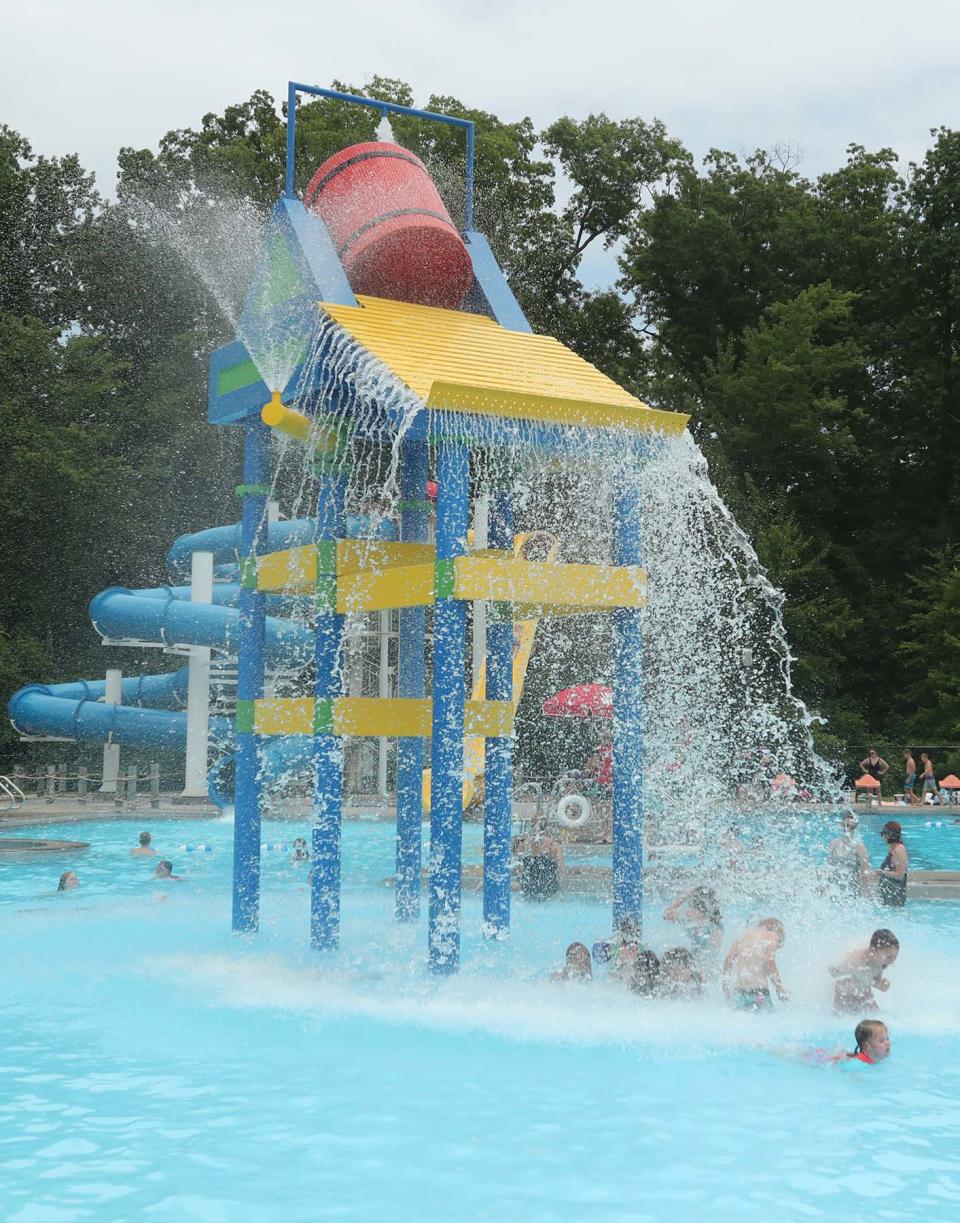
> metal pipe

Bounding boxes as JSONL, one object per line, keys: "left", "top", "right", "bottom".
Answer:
{"left": 428, "top": 440, "right": 470, "bottom": 974}
{"left": 612, "top": 483, "right": 645, "bottom": 932}
{"left": 232, "top": 420, "right": 271, "bottom": 934}
{"left": 100, "top": 668, "right": 122, "bottom": 793}
{"left": 395, "top": 439, "right": 428, "bottom": 922}
{"left": 182, "top": 550, "right": 213, "bottom": 798}
{"left": 483, "top": 491, "right": 514, "bottom": 939}
{"left": 311, "top": 462, "right": 347, "bottom": 950}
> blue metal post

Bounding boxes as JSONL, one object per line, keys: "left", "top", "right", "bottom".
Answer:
{"left": 232, "top": 420, "right": 271, "bottom": 933}
{"left": 612, "top": 482, "right": 644, "bottom": 931}
{"left": 464, "top": 124, "right": 475, "bottom": 230}
{"left": 428, "top": 439, "right": 470, "bottom": 973}
{"left": 483, "top": 490, "right": 513, "bottom": 938}
{"left": 311, "top": 458, "right": 347, "bottom": 950}
{"left": 395, "top": 439, "right": 429, "bottom": 922}
{"left": 285, "top": 82, "right": 298, "bottom": 199}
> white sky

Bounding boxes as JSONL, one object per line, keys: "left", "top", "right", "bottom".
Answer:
{"left": 4, "top": 0, "right": 960, "bottom": 286}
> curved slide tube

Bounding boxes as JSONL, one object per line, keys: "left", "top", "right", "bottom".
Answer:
{"left": 8, "top": 514, "right": 397, "bottom": 807}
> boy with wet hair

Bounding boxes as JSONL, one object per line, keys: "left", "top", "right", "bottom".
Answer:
{"left": 131, "top": 830, "right": 158, "bottom": 857}
{"left": 722, "top": 917, "right": 789, "bottom": 1010}
{"left": 830, "top": 929, "right": 900, "bottom": 1013}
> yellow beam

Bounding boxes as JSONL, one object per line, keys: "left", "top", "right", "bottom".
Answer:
{"left": 453, "top": 556, "right": 646, "bottom": 610}
{"left": 427, "top": 380, "right": 688, "bottom": 437}
{"left": 254, "top": 697, "right": 313, "bottom": 735}
{"left": 251, "top": 696, "right": 514, "bottom": 738}
{"left": 257, "top": 545, "right": 317, "bottom": 594}
{"left": 336, "top": 562, "right": 436, "bottom": 612}
{"left": 336, "top": 540, "right": 435, "bottom": 575}
{"left": 257, "top": 541, "right": 439, "bottom": 594}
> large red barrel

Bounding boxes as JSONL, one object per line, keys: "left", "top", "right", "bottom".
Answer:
{"left": 304, "top": 142, "right": 474, "bottom": 310}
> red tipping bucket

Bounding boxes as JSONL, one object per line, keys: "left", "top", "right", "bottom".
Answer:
{"left": 304, "top": 142, "right": 474, "bottom": 309}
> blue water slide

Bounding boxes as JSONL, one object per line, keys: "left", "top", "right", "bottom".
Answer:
{"left": 8, "top": 513, "right": 398, "bottom": 806}
{"left": 130, "top": 584, "right": 307, "bottom": 617}
{"left": 89, "top": 587, "right": 312, "bottom": 665}
{"left": 9, "top": 684, "right": 233, "bottom": 749}
{"left": 167, "top": 513, "right": 398, "bottom": 577}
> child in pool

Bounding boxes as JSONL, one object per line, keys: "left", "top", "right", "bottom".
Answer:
{"left": 550, "top": 942, "right": 593, "bottom": 982}
{"left": 663, "top": 885, "right": 723, "bottom": 974}
{"left": 592, "top": 916, "right": 643, "bottom": 981}
{"left": 629, "top": 950, "right": 661, "bottom": 996}
{"left": 802, "top": 1019, "right": 891, "bottom": 1066}
{"left": 660, "top": 947, "right": 704, "bottom": 998}
{"left": 723, "top": 917, "right": 789, "bottom": 1010}
{"left": 830, "top": 929, "right": 899, "bottom": 1013}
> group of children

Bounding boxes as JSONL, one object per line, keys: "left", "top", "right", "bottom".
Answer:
{"left": 551, "top": 881, "right": 900, "bottom": 1063}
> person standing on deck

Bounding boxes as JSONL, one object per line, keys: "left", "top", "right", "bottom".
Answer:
{"left": 872, "top": 821, "right": 908, "bottom": 908}
{"left": 859, "top": 748, "right": 889, "bottom": 792}
{"left": 902, "top": 750, "right": 921, "bottom": 805}
{"left": 919, "top": 752, "right": 940, "bottom": 803}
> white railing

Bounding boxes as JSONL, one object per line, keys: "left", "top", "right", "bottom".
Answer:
{"left": 0, "top": 775, "right": 26, "bottom": 810}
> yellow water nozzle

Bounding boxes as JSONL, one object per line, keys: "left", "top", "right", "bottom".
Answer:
{"left": 261, "top": 390, "right": 285, "bottom": 428}
{"left": 260, "top": 394, "right": 339, "bottom": 455}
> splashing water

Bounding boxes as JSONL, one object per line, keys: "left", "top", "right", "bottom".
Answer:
{"left": 258, "top": 308, "right": 841, "bottom": 891}
{"left": 124, "top": 195, "right": 297, "bottom": 392}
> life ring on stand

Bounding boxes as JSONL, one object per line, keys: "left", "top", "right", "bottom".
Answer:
{"left": 556, "top": 793, "right": 592, "bottom": 829}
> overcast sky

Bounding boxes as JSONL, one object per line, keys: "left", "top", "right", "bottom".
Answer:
{"left": 4, "top": 0, "right": 960, "bottom": 286}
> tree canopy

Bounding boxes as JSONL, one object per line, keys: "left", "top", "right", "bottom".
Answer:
{"left": 1, "top": 82, "right": 958, "bottom": 777}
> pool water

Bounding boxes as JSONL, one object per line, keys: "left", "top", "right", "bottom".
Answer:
{"left": 3, "top": 814, "right": 960, "bottom": 1221}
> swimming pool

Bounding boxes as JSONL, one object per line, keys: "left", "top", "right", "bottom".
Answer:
{"left": 3, "top": 815, "right": 960, "bottom": 1221}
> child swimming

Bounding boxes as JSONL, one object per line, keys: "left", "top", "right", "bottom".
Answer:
{"left": 800, "top": 1019, "right": 891, "bottom": 1066}
{"left": 830, "top": 929, "right": 900, "bottom": 1014}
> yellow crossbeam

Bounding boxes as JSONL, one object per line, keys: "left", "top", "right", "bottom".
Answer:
{"left": 336, "top": 562, "right": 435, "bottom": 612}
{"left": 257, "top": 545, "right": 318, "bottom": 594}
{"left": 453, "top": 555, "right": 646, "bottom": 609}
{"left": 252, "top": 696, "right": 514, "bottom": 738}
{"left": 256, "top": 541, "right": 436, "bottom": 595}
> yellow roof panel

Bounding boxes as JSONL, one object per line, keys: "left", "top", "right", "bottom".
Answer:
{"left": 319, "top": 295, "right": 688, "bottom": 435}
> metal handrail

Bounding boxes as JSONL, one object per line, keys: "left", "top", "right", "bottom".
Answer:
{"left": 0, "top": 775, "right": 26, "bottom": 810}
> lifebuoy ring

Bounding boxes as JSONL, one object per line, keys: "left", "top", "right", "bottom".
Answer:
{"left": 556, "top": 793, "right": 592, "bottom": 829}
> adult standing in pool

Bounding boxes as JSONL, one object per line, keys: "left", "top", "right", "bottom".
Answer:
{"left": 827, "top": 811, "right": 869, "bottom": 897}
{"left": 873, "top": 821, "right": 908, "bottom": 907}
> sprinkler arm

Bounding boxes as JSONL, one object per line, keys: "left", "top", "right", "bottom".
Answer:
{"left": 260, "top": 392, "right": 339, "bottom": 454}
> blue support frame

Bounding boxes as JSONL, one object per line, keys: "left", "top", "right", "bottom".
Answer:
{"left": 482, "top": 491, "right": 514, "bottom": 938}
{"left": 611, "top": 484, "right": 645, "bottom": 931}
{"left": 232, "top": 420, "right": 271, "bottom": 933}
{"left": 427, "top": 440, "right": 470, "bottom": 973}
{"left": 311, "top": 464, "right": 347, "bottom": 950}
{"left": 395, "top": 439, "right": 429, "bottom": 922}
{"left": 285, "top": 83, "right": 475, "bottom": 229}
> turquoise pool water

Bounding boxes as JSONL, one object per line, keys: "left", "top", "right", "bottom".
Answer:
{"left": 2, "top": 814, "right": 960, "bottom": 1221}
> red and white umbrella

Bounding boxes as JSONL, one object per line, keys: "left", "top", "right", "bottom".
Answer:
{"left": 542, "top": 683, "right": 613, "bottom": 719}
